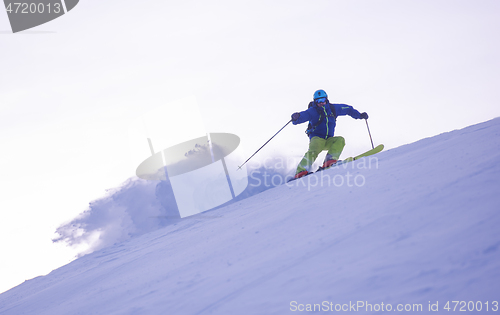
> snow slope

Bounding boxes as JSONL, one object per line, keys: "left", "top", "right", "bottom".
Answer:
{"left": 1, "top": 118, "right": 500, "bottom": 315}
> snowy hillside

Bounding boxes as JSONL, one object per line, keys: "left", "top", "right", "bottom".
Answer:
{"left": 1, "top": 118, "right": 500, "bottom": 315}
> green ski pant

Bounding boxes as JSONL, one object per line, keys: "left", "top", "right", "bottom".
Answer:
{"left": 296, "top": 136, "right": 345, "bottom": 174}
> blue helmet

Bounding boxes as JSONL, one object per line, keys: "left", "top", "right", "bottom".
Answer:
{"left": 313, "top": 89, "right": 328, "bottom": 100}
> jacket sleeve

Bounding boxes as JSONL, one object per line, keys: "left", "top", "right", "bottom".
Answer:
{"left": 292, "top": 108, "right": 313, "bottom": 125}
{"left": 332, "top": 104, "right": 362, "bottom": 119}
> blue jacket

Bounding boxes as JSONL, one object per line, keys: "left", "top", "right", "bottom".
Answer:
{"left": 293, "top": 102, "right": 362, "bottom": 139}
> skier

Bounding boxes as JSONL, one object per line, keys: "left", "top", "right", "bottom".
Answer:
{"left": 291, "top": 89, "right": 369, "bottom": 179}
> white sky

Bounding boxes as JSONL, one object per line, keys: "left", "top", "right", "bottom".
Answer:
{"left": 1, "top": 0, "right": 499, "bottom": 294}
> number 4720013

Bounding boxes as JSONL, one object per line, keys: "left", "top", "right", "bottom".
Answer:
{"left": 5, "top": 3, "right": 62, "bottom": 14}
{"left": 444, "top": 301, "right": 498, "bottom": 312}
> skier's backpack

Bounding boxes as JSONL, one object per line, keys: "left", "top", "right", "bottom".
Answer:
{"left": 305, "top": 102, "right": 337, "bottom": 136}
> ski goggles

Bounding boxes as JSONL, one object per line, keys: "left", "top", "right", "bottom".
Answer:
{"left": 315, "top": 97, "right": 327, "bottom": 104}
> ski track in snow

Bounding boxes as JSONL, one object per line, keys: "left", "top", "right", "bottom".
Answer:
{"left": 1, "top": 118, "right": 500, "bottom": 314}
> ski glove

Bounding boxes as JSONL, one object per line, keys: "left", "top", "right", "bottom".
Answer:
{"left": 291, "top": 112, "right": 300, "bottom": 121}
{"left": 360, "top": 112, "right": 369, "bottom": 119}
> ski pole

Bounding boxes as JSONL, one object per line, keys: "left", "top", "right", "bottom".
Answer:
{"left": 237, "top": 119, "right": 292, "bottom": 170}
{"left": 365, "top": 119, "right": 375, "bottom": 149}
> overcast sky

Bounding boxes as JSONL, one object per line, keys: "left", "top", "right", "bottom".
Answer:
{"left": 1, "top": 0, "right": 499, "bottom": 294}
